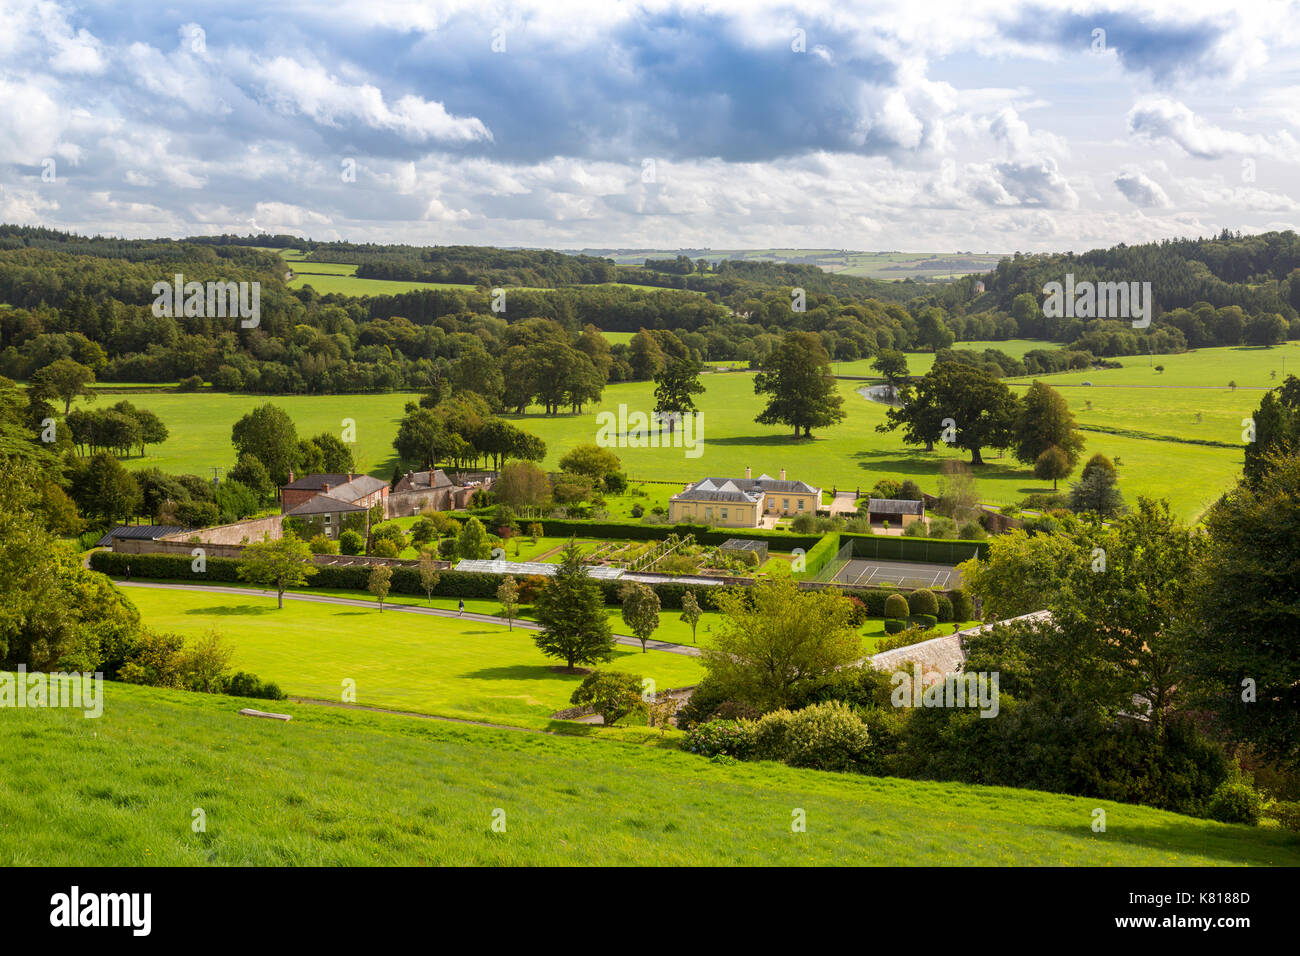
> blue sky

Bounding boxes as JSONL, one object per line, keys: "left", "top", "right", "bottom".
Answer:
{"left": 2, "top": 0, "right": 1298, "bottom": 252}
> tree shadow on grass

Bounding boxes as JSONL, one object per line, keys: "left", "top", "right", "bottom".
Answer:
{"left": 460, "top": 665, "right": 580, "bottom": 682}
{"left": 1039, "top": 821, "right": 1300, "bottom": 866}
{"left": 704, "top": 433, "right": 819, "bottom": 447}
{"left": 184, "top": 604, "right": 275, "bottom": 616}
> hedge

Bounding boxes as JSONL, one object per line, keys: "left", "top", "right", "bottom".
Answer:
{"left": 799, "top": 532, "right": 841, "bottom": 579}
{"left": 842, "top": 533, "right": 988, "bottom": 563}
{"left": 88, "top": 550, "right": 722, "bottom": 611}
{"left": 497, "top": 516, "right": 825, "bottom": 553}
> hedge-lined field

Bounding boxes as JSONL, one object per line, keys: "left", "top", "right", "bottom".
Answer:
{"left": 90, "top": 550, "right": 962, "bottom": 613}
{"left": 5, "top": 679, "right": 1296, "bottom": 865}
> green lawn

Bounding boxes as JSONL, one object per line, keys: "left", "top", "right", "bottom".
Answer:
{"left": 124, "top": 587, "right": 704, "bottom": 730}
{"left": 4, "top": 678, "right": 1295, "bottom": 865}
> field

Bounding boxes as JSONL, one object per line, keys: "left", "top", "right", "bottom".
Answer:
{"left": 80, "top": 342, "right": 1290, "bottom": 521}
{"left": 123, "top": 587, "right": 703, "bottom": 730}
{"left": 831, "top": 339, "right": 1049, "bottom": 377}
{"left": 579, "top": 248, "right": 1005, "bottom": 281}
{"left": 78, "top": 391, "right": 421, "bottom": 478}
{"left": 3, "top": 679, "right": 1294, "bottom": 866}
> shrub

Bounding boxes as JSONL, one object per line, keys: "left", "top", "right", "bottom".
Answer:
{"left": 935, "top": 594, "right": 953, "bottom": 622}
{"left": 177, "top": 374, "right": 204, "bottom": 391}
{"left": 950, "top": 588, "right": 974, "bottom": 621}
{"left": 372, "top": 539, "right": 399, "bottom": 559}
{"left": 750, "top": 709, "right": 795, "bottom": 762}
{"left": 1208, "top": 781, "right": 1263, "bottom": 825}
{"left": 682, "top": 719, "right": 754, "bottom": 759}
{"left": 884, "top": 593, "right": 910, "bottom": 619}
{"left": 843, "top": 596, "right": 870, "bottom": 627}
{"left": 957, "top": 520, "right": 986, "bottom": 540}
{"left": 308, "top": 534, "right": 337, "bottom": 555}
{"left": 339, "top": 530, "right": 364, "bottom": 555}
{"left": 907, "top": 588, "right": 939, "bottom": 617}
{"left": 225, "top": 671, "right": 287, "bottom": 700}
{"left": 437, "top": 538, "right": 458, "bottom": 559}
{"left": 902, "top": 521, "right": 929, "bottom": 537}
{"left": 1265, "top": 800, "right": 1300, "bottom": 832}
{"left": 876, "top": 626, "right": 931, "bottom": 652}
{"left": 674, "top": 679, "right": 729, "bottom": 730}
{"left": 752, "top": 702, "right": 875, "bottom": 773}
{"left": 790, "top": 512, "right": 818, "bottom": 534}
{"left": 371, "top": 521, "right": 408, "bottom": 551}
{"left": 908, "top": 613, "right": 938, "bottom": 630}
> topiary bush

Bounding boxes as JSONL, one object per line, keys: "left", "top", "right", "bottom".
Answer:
{"left": 935, "top": 594, "right": 953, "bottom": 622}
{"left": 883, "top": 618, "right": 909, "bottom": 634}
{"left": 949, "top": 588, "right": 974, "bottom": 622}
{"left": 907, "top": 588, "right": 939, "bottom": 617}
{"left": 908, "top": 613, "right": 938, "bottom": 630}
{"left": 1208, "top": 780, "right": 1263, "bottom": 825}
{"left": 884, "top": 593, "right": 910, "bottom": 619}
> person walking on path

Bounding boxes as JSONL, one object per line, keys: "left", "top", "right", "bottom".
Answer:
{"left": 457, "top": 598, "right": 465, "bottom": 616}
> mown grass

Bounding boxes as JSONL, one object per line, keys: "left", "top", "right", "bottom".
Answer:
{"left": 123, "top": 587, "right": 704, "bottom": 729}
{"left": 3, "top": 679, "right": 1295, "bottom": 865}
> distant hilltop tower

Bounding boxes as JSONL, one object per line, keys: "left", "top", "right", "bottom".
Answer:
{"left": 973, "top": 280, "right": 986, "bottom": 294}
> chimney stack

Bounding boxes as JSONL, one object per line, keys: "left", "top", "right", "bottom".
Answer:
{"left": 322, "top": 482, "right": 330, "bottom": 494}
{"left": 780, "top": 468, "right": 786, "bottom": 481}
{"left": 287, "top": 470, "right": 294, "bottom": 483}
{"left": 745, "top": 466, "right": 751, "bottom": 479}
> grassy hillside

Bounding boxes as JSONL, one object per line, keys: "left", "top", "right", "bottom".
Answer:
{"left": 4, "top": 679, "right": 1294, "bottom": 866}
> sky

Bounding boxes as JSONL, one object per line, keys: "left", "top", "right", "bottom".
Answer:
{"left": 2, "top": 0, "right": 1299, "bottom": 254}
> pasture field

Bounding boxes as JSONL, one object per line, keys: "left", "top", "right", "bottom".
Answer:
{"left": 80, "top": 343, "right": 1286, "bottom": 521}
{"left": 123, "top": 587, "right": 704, "bottom": 730}
{"left": 1005, "top": 342, "right": 1300, "bottom": 390}
{"left": 288, "top": 273, "right": 480, "bottom": 296}
{"left": 831, "top": 340, "right": 1057, "bottom": 377}
{"left": 76, "top": 391, "right": 421, "bottom": 478}
{"left": 4, "top": 678, "right": 1294, "bottom": 866}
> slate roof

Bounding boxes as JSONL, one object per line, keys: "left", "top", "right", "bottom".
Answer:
{"left": 671, "top": 474, "right": 820, "bottom": 503}
{"left": 283, "top": 473, "right": 387, "bottom": 499}
{"left": 94, "top": 525, "right": 190, "bottom": 547}
{"left": 395, "top": 469, "right": 454, "bottom": 492}
{"left": 286, "top": 495, "right": 368, "bottom": 516}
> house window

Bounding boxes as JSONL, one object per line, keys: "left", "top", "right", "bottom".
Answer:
{"left": 783, "top": 498, "right": 789, "bottom": 511}
{"left": 705, "top": 507, "right": 713, "bottom": 519}
{"left": 797, "top": 499, "right": 805, "bottom": 510}
{"left": 323, "top": 514, "right": 331, "bottom": 524}
{"left": 721, "top": 508, "right": 728, "bottom": 520}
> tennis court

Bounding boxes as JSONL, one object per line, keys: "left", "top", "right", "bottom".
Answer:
{"left": 830, "top": 557, "right": 962, "bottom": 590}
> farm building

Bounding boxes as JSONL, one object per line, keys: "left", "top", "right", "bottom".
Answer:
{"left": 281, "top": 472, "right": 389, "bottom": 537}
{"left": 388, "top": 469, "right": 493, "bottom": 517}
{"left": 669, "top": 468, "right": 821, "bottom": 527}
{"left": 864, "top": 497, "right": 926, "bottom": 526}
